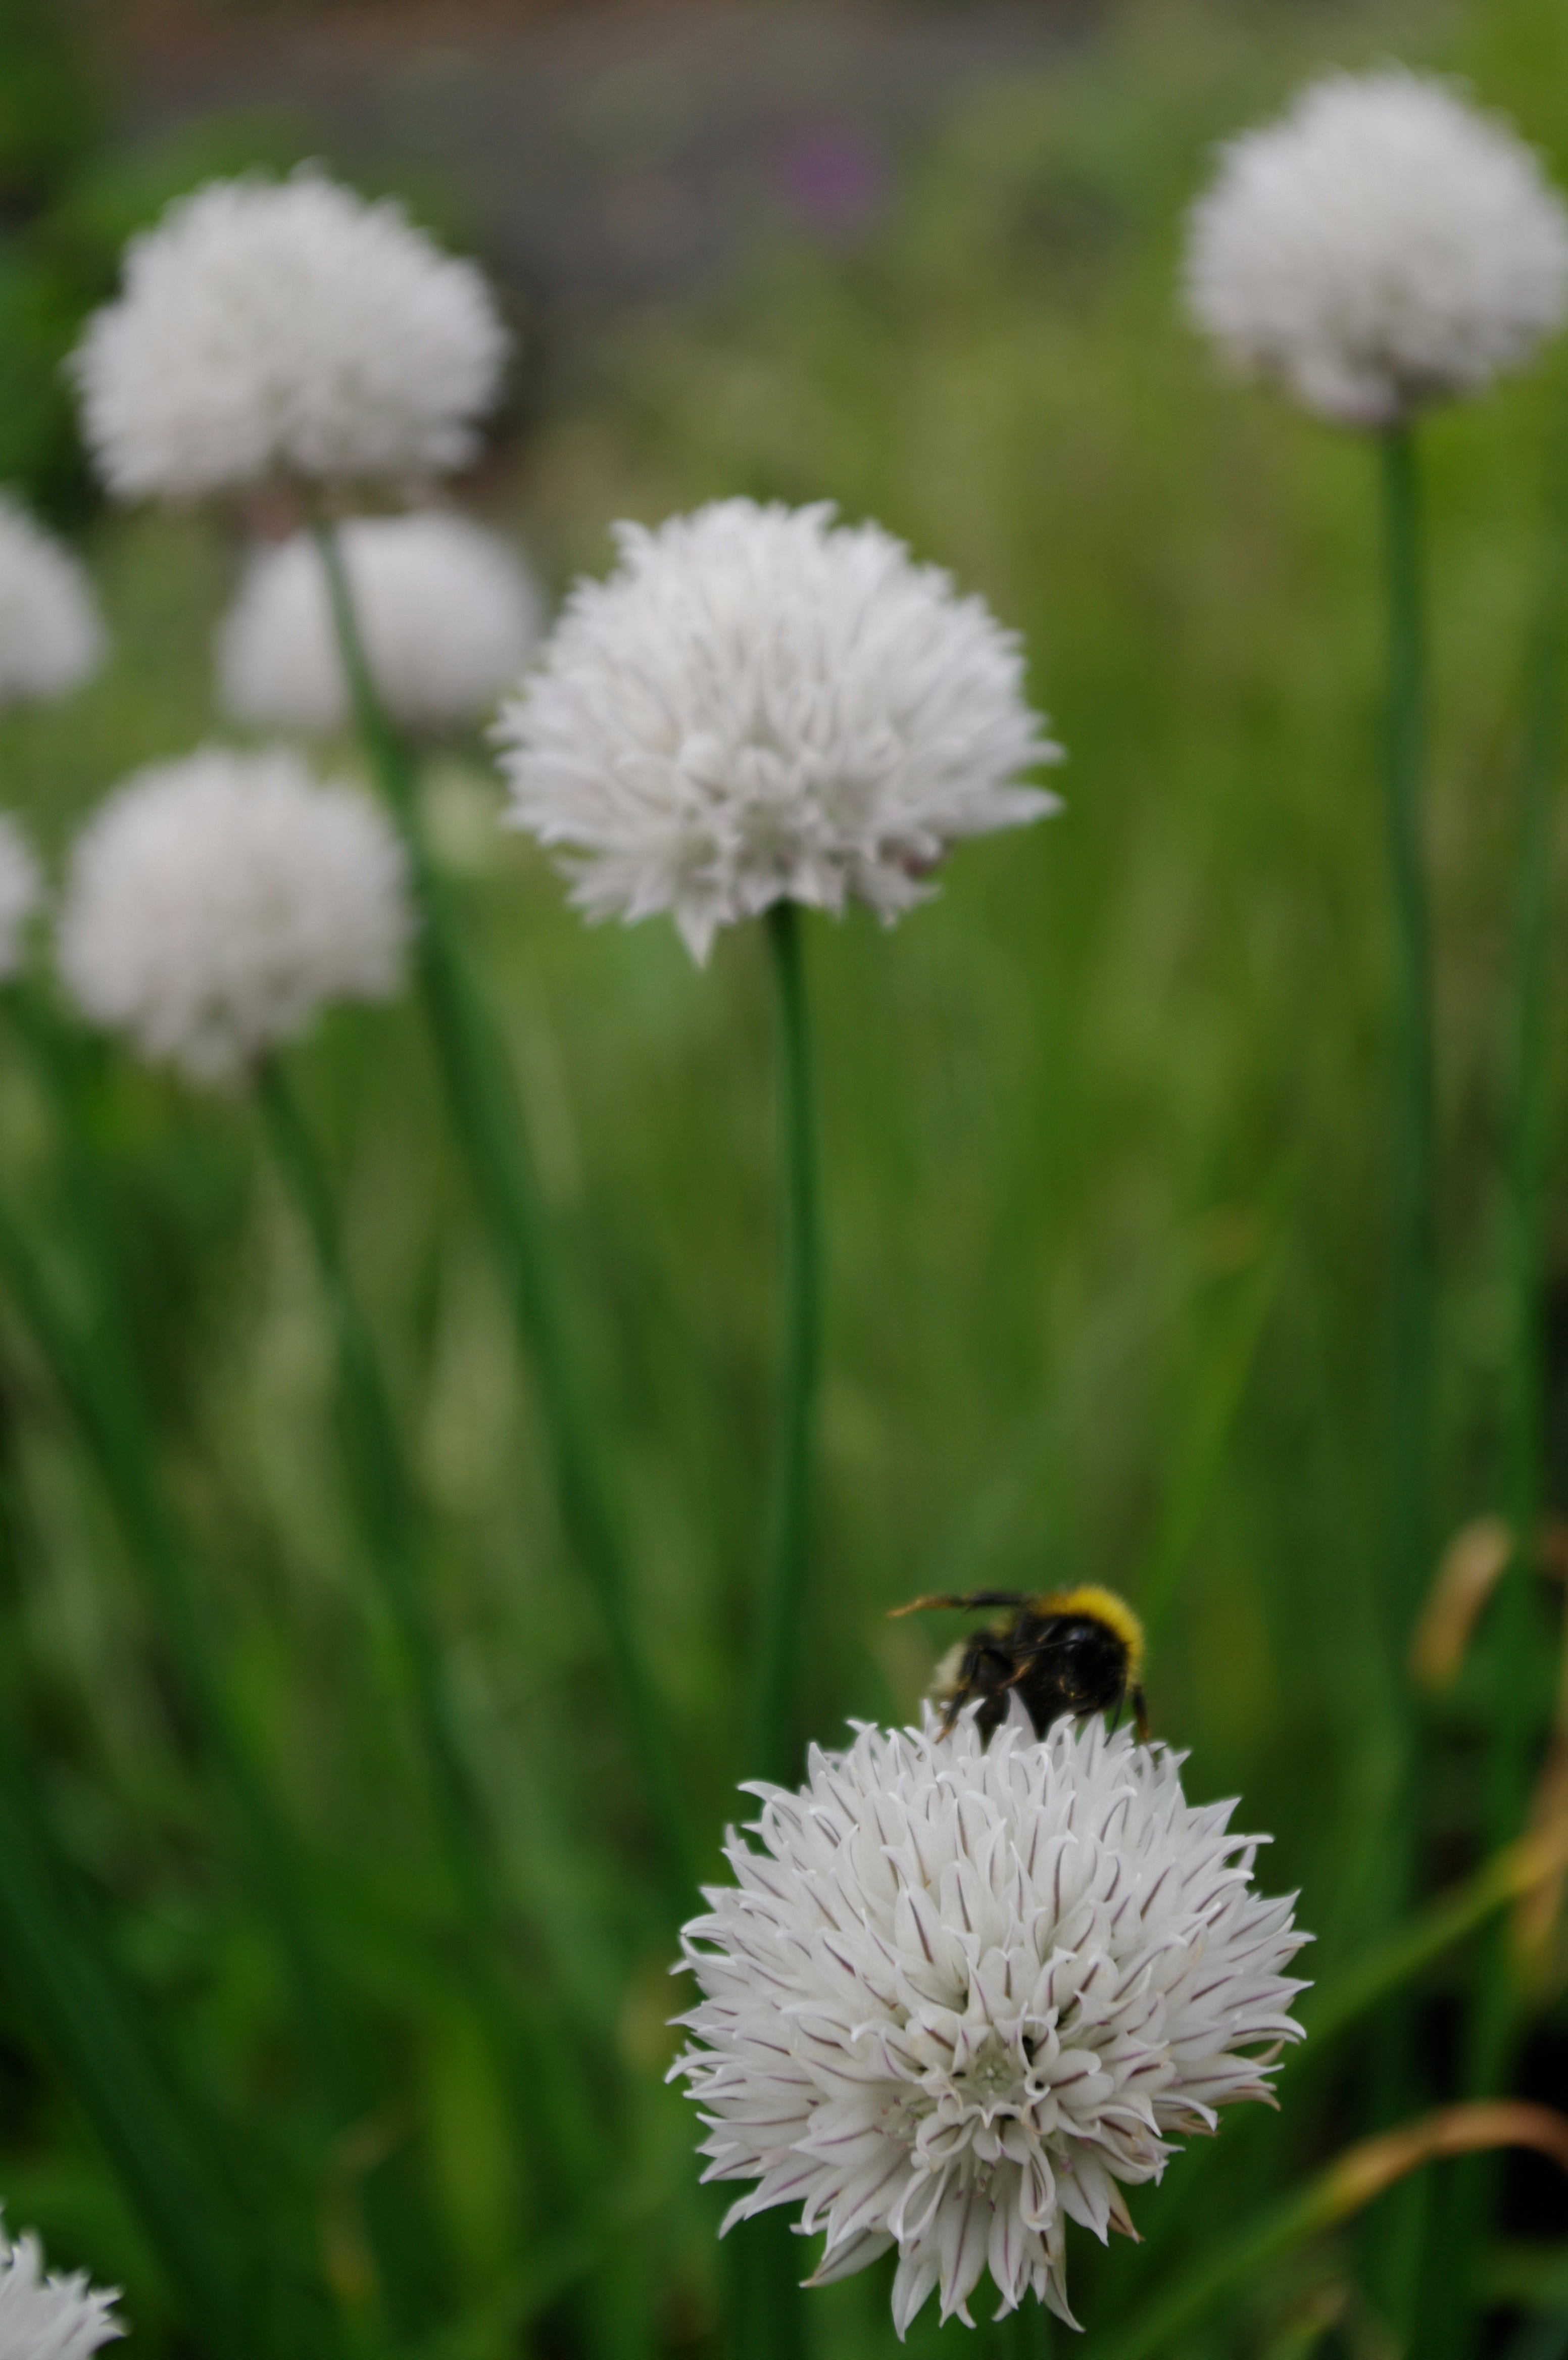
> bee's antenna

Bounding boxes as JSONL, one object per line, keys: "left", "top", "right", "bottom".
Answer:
{"left": 888, "top": 1591, "right": 1031, "bottom": 1619}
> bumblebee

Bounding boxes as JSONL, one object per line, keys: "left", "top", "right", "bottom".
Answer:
{"left": 888, "top": 1585, "right": 1148, "bottom": 1741}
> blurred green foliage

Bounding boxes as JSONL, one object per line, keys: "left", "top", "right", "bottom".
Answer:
{"left": 0, "top": 0, "right": 104, "bottom": 518}
{"left": 6, "top": 0, "right": 1568, "bottom": 2354}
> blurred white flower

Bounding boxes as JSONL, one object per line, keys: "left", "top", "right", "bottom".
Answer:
{"left": 218, "top": 513, "right": 544, "bottom": 736}
{"left": 0, "top": 817, "right": 42, "bottom": 981}
{"left": 0, "top": 494, "right": 105, "bottom": 708}
{"left": 60, "top": 747, "right": 412, "bottom": 1085}
{"left": 1186, "top": 70, "right": 1568, "bottom": 425}
{"left": 494, "top": 498, "right": 1060, "bottom": 964}
{"left": 0, "top": 2218, "right": 121, "bottom": 2360}
{"left": 673, "top": 1707, "right": 1307, "bottom": 2336}
{"left": 74, "top": 170, "right": 508, "bottom": 501}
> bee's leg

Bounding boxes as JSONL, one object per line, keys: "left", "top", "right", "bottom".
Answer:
{"left": 1130, "top": 1684, "right": 1150, "bottom": 1740}
{"left": 937, "top": 1640, "right": 1017, "bottom": 1734}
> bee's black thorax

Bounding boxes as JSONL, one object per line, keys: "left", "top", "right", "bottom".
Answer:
{"left": 941, "top": 1609, "right": 1135, "bottom": 1738}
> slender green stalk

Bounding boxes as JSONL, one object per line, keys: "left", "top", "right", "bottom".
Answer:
{"left": 1367, "top": 425, "right": 1437, "bottom": 2338}
{"left": 752, "top": 901, "right": 822, "bottom": 1790}
{"left": 310, "top": 519, "right": 694, "bottom": 1908}
{"left": 253, "top": 1061, "right": 612, "bottom": 2222}
{"left": 728, "top": 906, "right": 820, "bottom": 2360}
{"left": 700, "top": 919, "right": 825, "bottom": 2360}
{"left": 1380, "top": 422, "right": 1437, "bottom": 1652}
{"left": 254, "top": 1059, "right": 492, "bottom": 1874}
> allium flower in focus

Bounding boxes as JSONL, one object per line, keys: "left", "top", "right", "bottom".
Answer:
{"left": 73, "top": 171, "right": 507, "bottom": 501}
{"left": 219, "top": 513, "right": 544, "bottom": 736}
{"left": 0, "top": 494, "right": 105, "bottom": 707}
{"left": 60, "top": 747, "right": 412, "bottom": 1085}
{"left": 1186, "top": 70, "right": 1568, "bottom": 425}
{"left": 0, "top": 817, "right": 42, "bottom": 981}
{"left": 0, "top": 2217, "right": 121, "bottom": 2360}
{"left": 494, "top": 499, "right": 1060, "bottom": 963}
{"left": 673, "top": 1707, "right": 1307, "bottom": 2334}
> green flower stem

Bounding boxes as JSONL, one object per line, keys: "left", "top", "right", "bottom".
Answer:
{"left": 252, "top": 1061, "right": 614, "bottom": 2238}
{"left": 1380, "top": 421, "right": 1437, "bottom": 1653}
{"left": 729, "top": 911, "right": 821, "bottom": 2360}
{"left": 310, "top": 519, "right": 695, "bottom": 1912}
{"left": 1366, "top": 423, "right": 1437, "bottom": 2339}
{"left": 0, "top": 1171, "right": 441, "bottom": 2345}
{"left": 254, "top": 1059, "right": 492, "bottom": 1879}
{"left": 752, "top": 901, "right": 822, "bottom": 1793}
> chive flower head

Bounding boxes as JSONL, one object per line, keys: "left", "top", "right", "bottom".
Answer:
{"left": 219, "top": 513, "right": 543, "bottom": 736}
{"left": 494, "top": 498, "right": 1060, "bottom": 963}
{"left": 60, "top": 747, "right": 411, "bottom": 1084}
{"left": 1186, "top": 70, "right": 1568, "bottom": 424}
{"left": 74, "top": 171, "right": 507, "bottom": 501}
{"left": 673, "top": 1707, "right": 1307, "bottom": 2335}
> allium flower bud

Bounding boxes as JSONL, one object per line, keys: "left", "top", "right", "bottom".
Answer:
{"left": 73, "top": 171, "right": 508, "bottom": 502}
{"left": 674, "top": 1708, "right": 1307, "bottom": 2335}
{"left": 0, "top": 2217, "right": 121, "bottom": 2360}
{"left": 0, "top": 494, "right": 105, "bottom": 708}
{"left": 0, "top": 817, "right": 42, "bottom": 982}
{"left": 1186, "top": 70, "right": 1568, "bottom": 426}
{"left": 495, "top": 498, "right": 1060, "bottom": 964}
{"left": 60, "top": 747, "right": 412, "bottom": 1085}
{"left": 218, "top": 513, "right": 543, "bottom": 737}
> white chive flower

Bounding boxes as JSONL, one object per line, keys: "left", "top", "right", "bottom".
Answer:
{"left": 59, "top": 747, "right": 412, "bottom": 1085}
{"left": 0, "top": 494, "right": 105, "bottom": 708}
{"left": 494, "top": 499, "right": 1060, "bottom": 964}
{"left": 1186, "top": 70, "right": 1568, "bottom": 426}
{"left": 673, "top": 1706, "right": 1307, "bottom": 2336}
{"left": 0, "top": 816, "right": 42, "bottom": 981}
{"left": 218, "top": 513, "right": 544, "bottom": 736}
{"left": 73, "top": 170, "right": 508, "bottom": 501}
{"left": 0, "top": 2218, "right": 121, "bottom": 2360}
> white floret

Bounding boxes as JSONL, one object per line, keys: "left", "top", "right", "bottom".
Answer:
{"left": 1186, "top": 69, "right": 1568, "bottom": 424}
{"left": 59, "top": 747, "right": 413, "bottom": 1085}
{"left": 495, "top": 498, "right": 1060, "bottom": 963}
{"left": 74, "top": 170, "right": 508, "bottom": 500}
{"left": 0, "top": 2218, "right": 121, "bottom": 2360}
{"left": 0, "top": 494, "right": 105, "bottom": 708}
{"left": 218, "top": 513, "right": 544, "bottom": 735}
